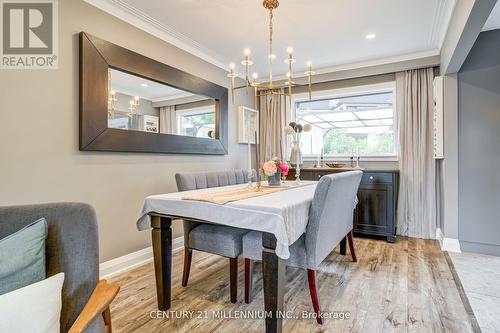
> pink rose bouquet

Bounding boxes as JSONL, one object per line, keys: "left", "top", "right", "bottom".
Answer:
{"left": 277, "top": 162, "right": 289, "bottom": 176}
{"left": 262, "top": 160, "right": 278, "bottom": 176}
{"left": 260, "top": 157, "right": 289, "bottom": 178}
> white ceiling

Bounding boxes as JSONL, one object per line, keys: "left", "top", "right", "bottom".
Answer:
{"left": 110, "top": 68, "right": 193, "bottom": 101}
{"left": 483, "top": 1, "right": 500, "bottom": 31}
{"left": 89, "top": 0, "right": 456, "bottom": 79}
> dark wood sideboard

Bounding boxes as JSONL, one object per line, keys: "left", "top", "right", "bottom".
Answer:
{"left": 287, "top": 168, "right": 399, "bottom": 242}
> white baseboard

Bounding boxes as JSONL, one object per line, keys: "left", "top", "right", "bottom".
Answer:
{"left": 442, "top": 238, "right": 462, "bottom": 253}
{"left": 100, "top": 236, "right": 184, "bottom": 279}
{"left": 436, "top": 227, "right": 444, "bottom": 244}
{"left": 435, "top": 228, "right": 461, "bottom": 253}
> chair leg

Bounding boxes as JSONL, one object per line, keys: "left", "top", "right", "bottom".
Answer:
{"left": 339, "top": 237, "right": 347, "bottom": 255}
{"left": 182, "top": 247, "right": 192, "bottom": 287}
{"left": 307, "top": 269, "right": 323, "bottom": 325}
{"left": 347, "top": 230, "right": 357, "bottom": 262}
{"left": 244, "top": 258, "right": 253, "bottom": 304}
{"left": 102, "top": 306, "right": 112, "bottom": 333}
{"left": 229, "top": 257, "right": 238, "bottom": 303}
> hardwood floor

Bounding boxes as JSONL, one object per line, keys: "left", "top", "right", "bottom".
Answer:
{"left": 109, "top": 237, "right": 475, "bottom": 332}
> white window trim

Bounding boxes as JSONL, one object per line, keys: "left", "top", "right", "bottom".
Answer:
{"left": 176, "top": 105, "right": 216, "bottom": 135}
{"left": 289, "top": 81, "right": 399, "bottom": 162}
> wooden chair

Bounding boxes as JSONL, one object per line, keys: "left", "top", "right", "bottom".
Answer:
{"left": 242, "top": 171, "right": 362, "bottom": 324}
{"left": 0, "top": 203, "right": 120, "bottom": 333}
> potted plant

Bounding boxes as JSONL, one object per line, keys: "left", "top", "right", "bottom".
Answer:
{"left": 261, "top": 157, "right": 289, "bottom": 186}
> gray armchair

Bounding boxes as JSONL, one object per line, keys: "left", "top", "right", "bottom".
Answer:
{"left": 0, "top": 203, "right": 119, "bottom": 333}
{"left": 242, "top": 171, "right": 363, "bottom": 324}
{"left": 175, "top": 170, "right": 251, "bottom": 303}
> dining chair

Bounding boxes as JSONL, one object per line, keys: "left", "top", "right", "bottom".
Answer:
{"left": 242, "top": 171, "right": 362, "bottom": 324}
{"left": 175, "top": 170, "right": 252, "bottom": 303}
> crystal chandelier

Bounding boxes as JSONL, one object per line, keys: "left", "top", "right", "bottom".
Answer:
{"left": 228, "top": 0, "right": 315, "bottom": 104}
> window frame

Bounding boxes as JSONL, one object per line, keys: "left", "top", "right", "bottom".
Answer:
{"left": 290, "top": 81, "right": 398, "bottom": 162}
{"left": 176, "top": 105, "right": 216, "bottom": 138}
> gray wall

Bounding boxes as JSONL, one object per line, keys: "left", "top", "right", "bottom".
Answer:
{"left": 0, "top": 0, "right": 254, "bottom": 262}
{"left": 458, "top": 29, "right": 500, "bottom": 256}
{"left": 113, "top": 92, "right": 159, "bottom": 117}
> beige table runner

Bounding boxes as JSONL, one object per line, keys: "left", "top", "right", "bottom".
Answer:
{"left": 182, "top": 182, "right": 313, "bottom": 205}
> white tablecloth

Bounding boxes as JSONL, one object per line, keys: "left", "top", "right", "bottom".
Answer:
{"left": 137, "top": 181, "right": 318, "bottom": 259}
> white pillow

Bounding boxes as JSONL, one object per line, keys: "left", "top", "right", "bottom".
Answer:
{"left": 0, "top": 273, "right": 64, "bottom": 333}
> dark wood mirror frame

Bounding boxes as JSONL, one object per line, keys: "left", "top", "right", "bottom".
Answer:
{"left": 79, "top": 32, "right": 228, "bottom": 155}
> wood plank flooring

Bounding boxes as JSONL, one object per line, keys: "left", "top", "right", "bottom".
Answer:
{"left": 109, "top": 237, "right": 475, "bottom": 333}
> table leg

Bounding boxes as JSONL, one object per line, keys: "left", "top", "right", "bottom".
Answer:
{"left": 340, "top": 236, "right": 347, "bottom": 255}
{"left": 151, "top": 216, "right": 172, "bottom": 311}
{"left": 262, "top": 232, "right": 285, "bottom": 333}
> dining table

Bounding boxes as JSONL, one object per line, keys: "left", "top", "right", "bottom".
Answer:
{"left": 137, "top": 180, "right": 348, "bottom": 333}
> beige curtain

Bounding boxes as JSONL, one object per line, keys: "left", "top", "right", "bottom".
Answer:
{"left": 259, "top": 89, "right": 287, "bottom": 162}
{"left": 396, "top": 68, "right": 436, "bottom": 239}
{"left": 159, "top": 106, "right": 176, "bottom": 134}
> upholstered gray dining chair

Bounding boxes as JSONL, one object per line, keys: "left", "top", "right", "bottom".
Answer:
{"left": 242, "top": 171, "right": 362, "bottom": 324}
{"left": 175, "top": 170, "right": 252, "bottom": 303}
{"left": 0, "top": 203, "right": 119, "bottom": 333}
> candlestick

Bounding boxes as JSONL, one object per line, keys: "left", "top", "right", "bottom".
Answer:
{"left": 246, "top": 115, "right": 253, "bottom": 188}
{"left": 247, "top": 116, "right": 251, "bottom": 171}
{"left": 255, "top": 131, "right": 260, "bottom": 182}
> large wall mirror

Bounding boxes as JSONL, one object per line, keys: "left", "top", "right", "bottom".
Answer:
{"left": 79, "top": 32, "right": 228, "bottom": 154}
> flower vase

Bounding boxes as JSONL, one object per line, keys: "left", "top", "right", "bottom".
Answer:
{"left": 268, "top": 172, "right": 281, "bottom": 186}
{"left": 290, "top": 140, "right": 303, "bottom": 167}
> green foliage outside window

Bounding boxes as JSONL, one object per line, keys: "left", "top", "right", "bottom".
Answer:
{"left": 183, "top": 112, "right": 215, "bottom": 126}
{"left": 323, "top": 129, "right": 394, "bottom": 155}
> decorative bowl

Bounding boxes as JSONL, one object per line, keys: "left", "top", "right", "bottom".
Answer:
{"left": 326, "top": 163, "right": 347, "bottom": 168}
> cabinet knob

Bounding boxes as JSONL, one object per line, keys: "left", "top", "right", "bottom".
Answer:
{"left": 318, "top": 174, "right": 322, "bottom": 179}
{"left": 369, "top": 176, "right": 374, "bottom": 180}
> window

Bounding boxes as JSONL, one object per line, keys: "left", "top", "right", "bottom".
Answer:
{"left": 176, "top": 106, "right": 215, "bottom": 138}
{"left": 294, "top": 85, "right": 396, "bottom": 159}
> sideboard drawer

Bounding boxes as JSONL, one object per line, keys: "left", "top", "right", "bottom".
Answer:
{"left": 362, "top": 172, "right": 393, "bottom": 184}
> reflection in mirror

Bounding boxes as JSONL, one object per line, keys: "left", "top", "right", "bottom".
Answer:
{"left": 107, "top": 68, "right": 216, "bottom": 139}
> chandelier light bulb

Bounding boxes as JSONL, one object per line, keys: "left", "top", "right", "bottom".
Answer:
{"left": 244, "top": 48, "right": 251, "bottom": 56}
{"left": 252, "top": 73, "right": 259, "bottom": 79}
{"left": 287, "top": 47, "right": 293, "bottom": 54}
{"left": 229, "top": 63, "right": 235, "bottom": 70}
{"left": 134, "top": 96, "right": 139, "bottom": 101}
{"left": 269, "top": 54, "right": 276, "bottom": 59}
{"left": 307, "top": 61, "right": 312, "bottom": 67}
{"left": 286, "top": 72, "right": 291, "bottom": 78}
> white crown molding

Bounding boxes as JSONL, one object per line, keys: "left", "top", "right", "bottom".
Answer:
{"left": 151, "top": 92, "right": 194, "bottom": 103}
{"left": 429, "top": 0, "right": 445, "bottom": 49}
{"left": 428, "top": 0, "right": 457, "bottom": 50}
{"left": 269, "top": 49, "right": 441, "bottom": 83}
{"left": 84, "top": 0, "right": 230, "bottom": 72}
{"left": 99, "top": 236, "right": 184, "bottom": 279}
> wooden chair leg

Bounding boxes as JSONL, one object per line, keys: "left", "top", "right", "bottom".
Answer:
{"left": 182, "top": 247, "right": 192, "bottom": 287}
{"left": 244, "top": 258, "right": 253, "bottom": 304}
{"left": 347, "top": 230, "right": 357, "bottom": 262}
{"left": 229, "top": 257, "right": 238, "bottom": 303}
{"left": 307, "top": 269, "right": 323, "bottom": 325}
{"left": 102, "top": 306, "right": 112, "bottom": 333}
{"left": 339, "top": 237, "right": 347, "bottom": 255}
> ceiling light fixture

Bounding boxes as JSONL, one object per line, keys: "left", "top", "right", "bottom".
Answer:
{"left": 366, "top": 33, "right": 376, "bottom": 40}
{"left": 227, "top": 0, "right": 315, "bottom": 104}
